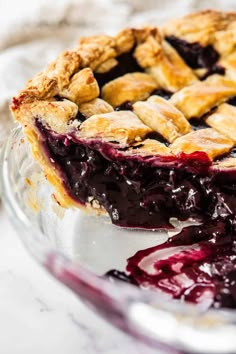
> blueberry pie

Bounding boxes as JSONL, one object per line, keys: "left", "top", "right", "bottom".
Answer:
{"left": 11, "top": 10, "right": 236, "bottom": 230}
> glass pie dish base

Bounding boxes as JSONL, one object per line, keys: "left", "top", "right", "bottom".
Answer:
{"left": 2, "top": 127, "right": 236, "bottom": 354}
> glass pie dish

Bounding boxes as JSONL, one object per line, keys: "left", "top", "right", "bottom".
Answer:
{"left": 2, "top": 126, "right": 236, "bottom": 354}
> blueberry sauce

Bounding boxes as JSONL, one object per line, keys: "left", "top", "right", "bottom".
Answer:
{"left": 36, "top": 120, "right": 236, "bottom": 230}
{"left": 126, "top": 217, "right": 236, "bottom": 309}
{"left": 166, "top": 36, "right": 220, "bottom": 70}
{"left": 94, "top": 51, "right": 144, "bottom": 88}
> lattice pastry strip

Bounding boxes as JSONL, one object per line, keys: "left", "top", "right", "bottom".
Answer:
{"left": 125, "top": 139, "right": 172, "bottom": 157}
{"left": 133, "top": 95, "right": 191, "bottom": 143}
{"left": 76, "top": 93, "right": 235, "bottom": 161}
{"left": 101, "top": 73, "right": 158, "bottom": 107}
{"left": 162, "top": 10, "right": 236, "bottom": 53}
{"left": 170, "top": 128, "right": 234, "bottom": 159}
{"left": 134, "top": 39, "right": 198, "bottom": 92}
{"left": 205, "top": 103, "right": 236, "bottom": 143}
{"left": 78, "top": 98, "right": 113, "bottom": 118}
{"left": 170, "top": 74, "right": 236, "bottom": 119}
{"left": 79, "top": 110, "right": 152, "bottom": 144}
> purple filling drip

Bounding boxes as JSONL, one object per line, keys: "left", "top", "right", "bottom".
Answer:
{"left": 230, "top": 147, "right": 236, "bottom": 159}
{"left": 36, "top": 120, "right": 236, "bottom": 230}
{"left": 126, "top": 217, "right": 236, "bottom": 309}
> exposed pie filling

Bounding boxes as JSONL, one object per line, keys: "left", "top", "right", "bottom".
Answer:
{"left": 165, "top": 36, "right": 226, "bottom": 81}
{"left": 165, "top": 36, "right": 219, "bottom": 69}
{"left": 11, "top": 10, "right": 236, "bottom": 309}
{"left": 94, "top": 51, "right": 144, "bottom": 88}
{"left": 36, "top": 119, "right": 236, "bottom": 230}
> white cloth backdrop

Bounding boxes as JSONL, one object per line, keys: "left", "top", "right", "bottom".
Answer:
{"left": 1, "top": 0, "right": 236, "bottom": 145}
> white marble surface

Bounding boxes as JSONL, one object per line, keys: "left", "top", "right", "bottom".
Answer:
{"left": 0, "top": 206, "right": 161, "bottom": 354}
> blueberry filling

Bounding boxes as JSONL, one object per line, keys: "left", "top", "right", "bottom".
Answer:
{"left": 54, "top": 95, "right": 65, "bottom": 101}
{"left": 227, "top": 96, "right": 236, "bottom": 107}
{"left": 36, "top": 120, "right": 236, "bottom": 230}
{"left": 189, "top": 118, "right": 209, "bottom": 131}
{"left": 114, "top": 90, "right": 173, "bottom": 112}
{"left": 94, "top": 51, "right": 144, "bottom": 88}
{"left": 115, "top": 101, "right": 134, "bottom": 111}
{"left": 200, "top": 65, "right": 225, "bottom": 80}
{"left": 151, "top": 88, "right": 173, "bottom": 100}
{"left": 145, "top": 132, "right": 170, "bottom": 146}
{"left": 74, "top": 110, "right": 87, "bottom": 124}
{"left": 165, "top": 35, "right": 220, "bottom": 70}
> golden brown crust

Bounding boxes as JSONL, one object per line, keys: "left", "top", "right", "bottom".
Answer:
{"left": 170, "top": 75, "right": 236, "bottom": 119}
{"left": 11, "top": 10, "right": 236, "bottom": 112}
{"left": 134, "top": 30, "right": 198, "bottom": 91}
{"left": 125, "top": 139, "right": 172, "bottom": 156}
{"left": 101, "top": 73, "right": 158, "bottom": 107}
{"left": 10, "top": 27, "right": 164, "bottom": 111}
{"left": 162, "top": 10, "right": 236, "bottom": 50}
{"left": 78, "top": 111, "right": 152, "bottom": 144}
{"left": 170, "top": 128, "right": 234, "bottom": 159}
{"left": 13, "top": 98, "right": 79, "bottom": 134}
{"left": 78, "top": 98, "right": 113, "bottom": 118}
{"left": 115, "top": 28, "right": 135, "bottom": 55}
{"left": 10, "top": 23, "right": 198, "bottom": 113}
{"left": 133, "top": 95, "right": 191, "bottom": 143}
{"left": 16, "top": 51, "right": 81, "bottom": 105}
{"left": 24, "top": 126, "right": 78, "bottom": 208}
{"left": 205, "top": 103, "right": 236, "bottom": 143}
{"left": 61, "top": 68, "right": 99, "bottom": 104}
{"left": 77, "top": 35, "right": 117, "bottom": 70}
{"left": 214, "top": 157, "right": 236, "bottom": 169}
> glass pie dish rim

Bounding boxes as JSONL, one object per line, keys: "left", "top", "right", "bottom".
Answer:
{"left": 2, "top": 126, "right": 236, "bottom": 354}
